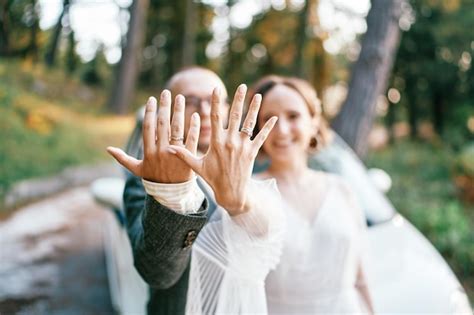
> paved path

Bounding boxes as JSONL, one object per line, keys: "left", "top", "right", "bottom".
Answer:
{"left": 0, "top": 187, "right": 114, "bottom": 314}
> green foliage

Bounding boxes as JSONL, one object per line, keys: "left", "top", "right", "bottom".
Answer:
{"left": 139, "top": 0, "right": 215, "bottom": 88}
{"left": 0, "top": 59, "right": 132, "bottom": 204}
{"left": 220, "top": 2, "right": 328, "bottom": 93}
{"left": 80, "top": 48, "right": 109, "bottom": 86}
{"left": 390, "top": 0, "right": 474, "bottom": 141}
{"left": 454, "top": 142, "right": 474, "bottom": 177}
{"left": 367, "top": 140, "right": 474, "bottom": 300}
{"left": 0, "top": 85, "right": 99, "bottom": 201}
{"left": 1, "top": 0, "right": 40, "bottom": 57}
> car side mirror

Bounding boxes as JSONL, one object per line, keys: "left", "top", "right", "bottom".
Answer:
{"left": 368, "top": 168, "right": 392, "bottom": 193}
{"left": 90, "top": 177, "right": 125, "bottom": 210}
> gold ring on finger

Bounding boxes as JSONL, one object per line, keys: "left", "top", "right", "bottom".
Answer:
{"left": 170, "top": 136, "right": 184, "bottom": 142}
{"left": 240, "top": 127, "right": 253, "bottom": 138}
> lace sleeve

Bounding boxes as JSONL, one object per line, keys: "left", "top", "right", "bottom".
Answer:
{"left": 186, "top": 178, "right": 285, "bottom": 314}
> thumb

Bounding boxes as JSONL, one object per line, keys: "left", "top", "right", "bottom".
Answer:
{"left": 168, "top": 145, "right": 202, "bottom": 174}
{"left": 106, "top": 146, "right": 142, "bottom": 176}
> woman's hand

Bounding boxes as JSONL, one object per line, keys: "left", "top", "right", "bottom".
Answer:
{"left": 106, "top": 90, "right": 200, "bottom": 183}
{"left": 168, "top": 84, "right": 277, "bottom": 216}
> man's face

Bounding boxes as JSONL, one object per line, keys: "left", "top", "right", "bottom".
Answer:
{"left": 170, "top": 70, "right": 228, "bottom": 152}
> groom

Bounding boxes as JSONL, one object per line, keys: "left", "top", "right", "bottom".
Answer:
{"left": 107, "top": 67, "right": 276, "bottom": 314}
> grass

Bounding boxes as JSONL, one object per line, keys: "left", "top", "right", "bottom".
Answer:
{"left": 0, "top": 59, "right": 134, "bottom": 204}
{"left": 367, "top": 140, "right": 474, "bottom": 303}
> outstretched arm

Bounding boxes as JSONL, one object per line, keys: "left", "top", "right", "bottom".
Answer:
{"left": 109, "top": 92, "right": 207, "bottom": 288}
{"left": 123, "top": 172, "right": 208, "bottom": 288}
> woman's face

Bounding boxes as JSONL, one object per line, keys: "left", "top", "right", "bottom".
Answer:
{"left": 258, "top": 84, "right": 316, "bottom": 164}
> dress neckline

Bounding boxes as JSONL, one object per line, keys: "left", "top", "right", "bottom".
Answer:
{"left": 288, "top": 175, "right": 333, "bottom": 227}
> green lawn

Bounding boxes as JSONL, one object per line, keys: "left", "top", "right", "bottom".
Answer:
{"left": 0, "top": 59, "right": 134, "bottom": 205}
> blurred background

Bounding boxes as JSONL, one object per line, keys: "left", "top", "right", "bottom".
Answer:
{"left": 0, "top": 0, "right": 473, "bottom": 310}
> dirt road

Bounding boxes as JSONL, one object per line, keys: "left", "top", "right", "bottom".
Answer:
{"left": 0, "top": 187, "right": 114, "bottom": 314}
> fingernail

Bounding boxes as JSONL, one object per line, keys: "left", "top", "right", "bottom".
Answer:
{"left": 148, "top": 96, "right": 157, "bottom": 105}
{"left": 254, "top": 94, "right": 262, "bottom": 102}
{"left": 238, "top": 84, "right": 247, "bottom": 93}
{"left": 167, "top": 147, "right": 177, "bottom": 154}
{"left": 161, "top": 90, "right": 170, "bottom": 100}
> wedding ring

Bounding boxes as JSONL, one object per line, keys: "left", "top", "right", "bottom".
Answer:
{"left": 240, "top": 127, "right": 253, "bottom": 138}
{"left": 170, "top": 136, "right": 184, "bottom": 142}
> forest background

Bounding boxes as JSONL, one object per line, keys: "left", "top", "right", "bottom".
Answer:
{"left": 1, "top": 0, "right": 473, "bottom": 302}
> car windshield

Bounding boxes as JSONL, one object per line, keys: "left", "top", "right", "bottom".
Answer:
{"left": 307, "top": 133, "right": 396, "bottom": 225}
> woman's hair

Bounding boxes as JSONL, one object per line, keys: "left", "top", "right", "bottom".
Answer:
{"left": 248, "top": 75, "right": 330, "bottom": 151}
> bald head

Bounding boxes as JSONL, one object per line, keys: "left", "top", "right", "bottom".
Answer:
{"left": 165, "top": 67, "right": 228, "bottom": 152}
{"left": 166, "top": 67, "right": 228, "bottom": 99}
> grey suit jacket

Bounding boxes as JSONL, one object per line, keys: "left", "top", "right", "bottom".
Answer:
{"left": 123, "top": 172, "right": 218, "bottom": 315}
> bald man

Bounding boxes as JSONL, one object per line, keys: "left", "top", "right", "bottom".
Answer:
{"left": 122, "top": 67, "right": 229, "bottom": 314}
{"left": 112, "top": 65, "right": 279, "bottom": 314}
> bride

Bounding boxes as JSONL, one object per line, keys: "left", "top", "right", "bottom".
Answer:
{"left": 252, "top": 75, "right": 374, "bottom": 314}
{"left": 168, "top": 76, "right": 374, "bottom": 314}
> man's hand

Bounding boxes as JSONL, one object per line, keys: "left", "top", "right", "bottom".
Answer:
{"left": 168, "top": 84, "right": 277, "bottom": 216}
{"left": 107, "top": 90, "right": 200, "bottom": 183}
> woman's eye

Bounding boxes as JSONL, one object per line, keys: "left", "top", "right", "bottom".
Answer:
{"left": 288, "top": 113, "right": 300, "bottom": 120}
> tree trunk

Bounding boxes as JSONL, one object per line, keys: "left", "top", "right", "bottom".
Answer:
{"left": 66, "top": 29, "right": 77, "bottom": 74}
{"left": 331, "top": 0, "right": 402, "bottom": 158}
{"left": 432, "top": 91, "right": 444, "bottom": 135}
{"left": 406, "top": 84, "right": 418, "bottom": 139}
{"left": 181, "top": 0, "right": 196, "bottom": 66}
{"left": 28, "top": 0, "right": 39, "bottom": 62}
{"left": 294, "top": 0, "right": 310, "bottom": 76}
{"left": 108, "top": 0, "right": 149, "bottom": 114}
{"left": 45, "top": 0, "right": 70, "bottom": 67}
{"left": 0, "top": 0, "right": 13, "bottom": 55}
{"left": 385, "top": 101, "right": 396, "bottom": 143}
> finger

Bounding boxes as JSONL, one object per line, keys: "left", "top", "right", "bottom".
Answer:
{"left": 210, "top": 87, "right": 223, "bottom": 143}
{"left": 167, "top": 145, "right": 202, "bottom": 174}
{"left": 157, "top": 90, "right": 171, "bottom": 147}
{"left": 107, "top": 147, "right": 142, "bottom": 176}
{"left": 170, "top": 94, "right": 185, "bottom": 146}
{"left": 252, "top": 116, "right": 278, "bottom": 152}
{"left": 241, "top": 93, "right": 261, "bottom": 137}
{"left": 143, "top": 97, "right": 157, "bottom": 157}
{"left": 185, "top": 112, "right": 201, "bottom": 155}
{"left": 227, "top": 84, "right": 247, "bottom": 133}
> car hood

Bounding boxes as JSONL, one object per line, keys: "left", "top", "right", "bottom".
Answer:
{"left": 367, "top": 214, "right": 472, "bottom": 314}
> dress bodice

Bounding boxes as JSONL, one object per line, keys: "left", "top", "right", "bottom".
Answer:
{"left": 265, "top": 175, "right": 366, "bottom": 314}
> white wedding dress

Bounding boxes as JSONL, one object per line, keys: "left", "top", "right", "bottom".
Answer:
{"left": 186, "top": 179, "right": 285, "bottom": 314}
{"left": 185, "top": 175, "right": 369, "bottom": 314}
{"left": 266, "top": 174, "right": 369, "bottom": 314}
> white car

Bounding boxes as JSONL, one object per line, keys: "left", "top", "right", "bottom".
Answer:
{"left": 91, "top": 109, "right": 473, "bottom": 314}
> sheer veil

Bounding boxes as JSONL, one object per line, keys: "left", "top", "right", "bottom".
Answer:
{"left": 185, "top": 179, "right": 285, "bottom": 314}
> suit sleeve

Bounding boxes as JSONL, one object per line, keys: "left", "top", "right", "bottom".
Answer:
{"left": 123, "top": 172, "right": 209, "bottom": 289}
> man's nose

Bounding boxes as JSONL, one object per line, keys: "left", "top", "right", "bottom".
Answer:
{"left": 198, "top": 100, "right": 211, "bottom": 116}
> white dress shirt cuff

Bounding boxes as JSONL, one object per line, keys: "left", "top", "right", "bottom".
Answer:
{"left": 142, "top": 177, "right": 205, "bottom": 214}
